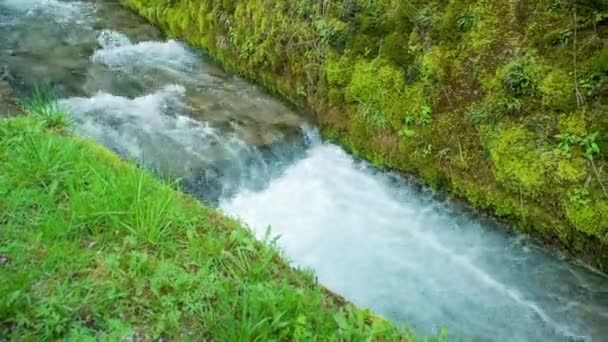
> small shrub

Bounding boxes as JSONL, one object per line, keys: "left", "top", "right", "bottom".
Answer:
{"left": 456, "top": 8, "right": 476, "bottom": 31}
{"left": 413, "top": 4, "right": 440, "bottom": 31}
{"left": 500, "top": 57, "right": 542, "bottom": 97}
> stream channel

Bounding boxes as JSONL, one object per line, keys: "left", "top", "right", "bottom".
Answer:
{"left": 1, "top": 1, "right": 607, "bottom": 340}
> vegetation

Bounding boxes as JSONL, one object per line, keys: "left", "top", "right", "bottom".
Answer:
{"left": 118, "top": 0, "right": 608, "bottom": 269}
{"left": 0, "top": 109, "right": 429, "bottom": 340}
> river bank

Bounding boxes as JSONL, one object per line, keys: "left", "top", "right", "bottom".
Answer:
{"left": 118, "top": 0, "right": 608, "bottom": 270}
{"left": 0, "top": 113, "right": 416, "bottom": 340}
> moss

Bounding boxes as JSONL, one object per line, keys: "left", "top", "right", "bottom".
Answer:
{"left": 565, "top": 197, "right": 608, "bottom": 239}
{"left": 381, "top": 32, "right": 413, "bottom": 66}
{"left": 558, "top": 112, "right": 587, "bottom": 136}
{"left": 540, "top": 69, "right": 576, "bottom": 111}
{"left": 420, "top": 47, "right": 447, "bottom": 81}
{"left": 555, "top": 156, "right": 587, "bottom": 183}
{"left": 485, "top": 125, "right": 551, "bottom": 197}
{"left": 347, "top": 33, "right": 379, "bottom": 57}
{"left": 345, "top": 58, "right": 404, "bottom": 128}
{"left": 326, "top": 54, "right": 353, "bottom": 90}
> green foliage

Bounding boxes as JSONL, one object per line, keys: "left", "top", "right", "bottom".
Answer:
{"left": 0, "top": 115, "right": 415, "bottom": 340}
{"left": 413, "top": 4, "right": 440, "bottom": 31}
{"left": 419, "top": 105, "right": 432, "bottom": 126}
{"left": 555, "top": 132, "right": 579, "bottom": 157}
{"left": 297, "top": 85, "right": 307, "bottom": 97}
{"left": 568, "top": 186, "right": 591, "bottom": 206}
{"left": 499, "top": 57, "right": 542, "bottom": 98}
{"left": 555, "top": 156, "right": 586, "bottom": 183}
{"left": 582, "top": 56, "right": 607, "bottom": 91}
{"left": 465, "top": 102, "right": 487, "bottom": 125}
{"left": 19, "top": 88, "right": 73, "bottom": 131}
{"left": 399, "top": 127, "right": 417, "bottom": 139}
{"left": 381, "top": 32, "right": 413, "bottom": 66}
{"left": 325, "top": 53, "right": 354, "bottom": 103}
{"left": 456, "top": 8, "right": 476, "bottom": 31}
{"left": 240, "top": 40, "right": 255, "bottom": 59}
{"left": 555, "top": 131, "right": 601, "bottom": 160}
{"left": 579, "top": 132, "right": 600, "bottom": 160}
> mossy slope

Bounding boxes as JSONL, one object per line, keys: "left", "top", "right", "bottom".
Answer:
{"left": 119, "top": 0, "right": 608, "bottom": 269}
{"left": 0, "top": 115, "right": 420, "bottom": 340}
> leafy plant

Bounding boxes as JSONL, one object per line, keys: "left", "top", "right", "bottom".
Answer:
{"left": 579, "top": 132, "right": 600, "bottom": 160}
{"left": 568, "top": 186, "right": 591, "bottom": 206}
{"left": 360, "top": 103, "right": 389, "bottom": 128}
{"left": 413, "top": 5, "right": 440, "bottom": 31}
{"left": 503, "top": 97, "right": 523, "bottom": 114}
{"left": 313, "top": 19, "right": 331, "bottom": 40}
{"left": 240, "top": 40, "right": 255, "bottom": 59}
{"left": 404, "top": 113, "right": 415, "bottom": 125}
{"left": 501, "top": 58, "right": 539, "bottom": 97}
{"left": 399, "top": 127, "right": 416, "bottom": 138}
{"left": 466, "top": 103, "right": 493, "bottom": 125}
{"left": 297, "top": 86, "right": 307, "bottom": 97}
{"left": 419, "top": 104, "right": 432, "bottom": 126}
{"left": 555, "top": 132, "right": 578, "bottom": 156}
{"left": 423, "top": 144, "right": 433, "bottom": 157}
{"left": 555, "top": 132, "right": 601, "bottom": 160}
{"left": 435, "top": 147, "right": 451, "bottom": 161}
{"left": 345, "top": 58, "right": 404, "bottom": 129}
{"left": 228, "top": 26, "right": 238, "bottom": 45}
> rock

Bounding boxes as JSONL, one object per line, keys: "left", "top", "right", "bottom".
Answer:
{"left": 0, "top": 79, "right": 20, "bottom": 116}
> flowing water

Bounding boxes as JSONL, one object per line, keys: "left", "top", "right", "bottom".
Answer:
{"left": 1, "top": 1, "right": 607, "bottom": 341}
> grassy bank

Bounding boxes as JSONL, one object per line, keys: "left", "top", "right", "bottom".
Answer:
{"left": 119, "top": 0, "right": 608, "bottom": 270}
{"left": 0, "top": 110, "right": 427, "bottom": 340}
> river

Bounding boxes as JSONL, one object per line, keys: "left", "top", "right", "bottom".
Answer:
{"left": 1, "top": 1, "right": 606, "bottom": 341}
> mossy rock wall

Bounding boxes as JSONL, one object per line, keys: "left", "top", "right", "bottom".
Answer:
{"left": 119, "top": 0, "right": 608, "bottom": 270}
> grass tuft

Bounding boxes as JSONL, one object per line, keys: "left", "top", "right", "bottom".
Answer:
{"left": 19, "top": 88, "right": 74, "bottom": 132}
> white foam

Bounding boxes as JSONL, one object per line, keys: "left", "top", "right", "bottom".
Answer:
{"left": 97, "top": 30, "right": 132, "bottom": 49}
{"left": 1, "top": 0, "right": 94, "bottom": 24}
{"left": 60, "top": 84, "right": 206, "bottom": 163}
{"left": 91, "top": 33, "right": 200, "bottom": 75}
{"left": 59, "top": 84, "right": 293, "bottom": 199}
{"left": 221, "top": 143, "right": 596, "bottom": 341}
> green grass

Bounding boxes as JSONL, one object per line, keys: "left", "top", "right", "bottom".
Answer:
{"left": 0, "top": 109, "right": 439, "bottom": 340}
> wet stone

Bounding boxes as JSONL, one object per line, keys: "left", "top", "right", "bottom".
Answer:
{"left": 0, "top": 79, "right": 19, "bottom": 116}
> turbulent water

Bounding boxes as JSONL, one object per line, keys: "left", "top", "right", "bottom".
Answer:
{"left": 1, "top": 1, "right": 607, "bottom": 341}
